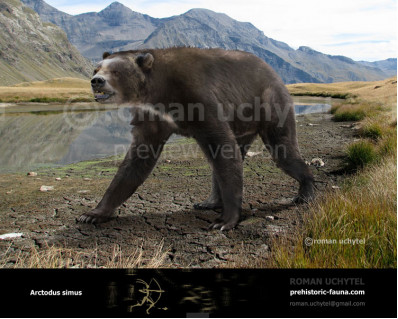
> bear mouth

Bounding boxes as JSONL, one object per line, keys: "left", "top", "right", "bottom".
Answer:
{"left": 94, "top": 91, "right": 115, "bottom": 102}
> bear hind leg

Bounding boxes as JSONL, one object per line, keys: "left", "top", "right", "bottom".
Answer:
{"left": 260, "top": 128, "right": 314, "bottom": 203}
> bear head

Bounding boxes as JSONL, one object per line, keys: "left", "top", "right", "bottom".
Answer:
{"left": 91, "top": 51, "right": 154, "bottom": 104}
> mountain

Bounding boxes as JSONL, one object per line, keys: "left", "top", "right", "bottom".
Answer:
{"left": 0, "top": 0, "right": 92, "bottom": 86}
{"left": 22, "top": 0, "right": 160, "bottom": 61}
{"left": 357, "top": 58, "right": 397, "bottom": 78}
{"left": 22, "top": 0, "right": 396, "bottom": 84}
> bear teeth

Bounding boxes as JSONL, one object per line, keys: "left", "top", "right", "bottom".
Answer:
{"left": 94, "top": 92, "right": 113, "bottom": 101}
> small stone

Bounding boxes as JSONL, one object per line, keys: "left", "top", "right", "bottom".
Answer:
{"left": 306, "top": 123, "right": 319, "bottom": 126}
{"left": 40, "top": 185, "right": 54, "bottom": 192}
{"left": 311, "top": 157, "right": 325, "bottom": 167}
{"left": 305, "top": 160, "right": 311, "bottom": 165}
{"left": 6, "top": 190, "right": 13, "bottom": 194}
{"left": 83, "top": 178, "right": 92, "bottom": 181}
{"left": 55, "top": 177, "right": 62, "bottom": 181}
{"left": 0, "top": 232, "right": 23, "bottom": 240}
{"left": 331, "top": 185, "right": 340, "bottom": 189}
{"left": 78, "top": 190, "right": 90, "bottom": 194}
{"left": 27, "top": 172, "right": 37, "bottom": 177}
{"left": 246, "top": 151, "right": 262, "bottom": 157}
{"left": 166, "top": 160, "right": 171, "bottom": 163}
{"left": 265, "top": 215, "right": 275, "bottom": 221}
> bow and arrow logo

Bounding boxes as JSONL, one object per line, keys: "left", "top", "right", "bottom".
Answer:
{"left": 130, "top": 278, "right": 167, "bottom": 314}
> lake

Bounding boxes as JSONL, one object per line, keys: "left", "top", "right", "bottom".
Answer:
{"left": 0, "top": 97, "right": 334, "bottom": 173}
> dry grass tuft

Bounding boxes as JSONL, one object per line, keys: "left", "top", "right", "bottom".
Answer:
{"left": 0, "top": 240, "right": 170, "bottom": 269}
{"left": 269, "top": 157, "right": 397, "bottom": 268}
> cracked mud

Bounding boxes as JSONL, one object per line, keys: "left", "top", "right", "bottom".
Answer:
{"left": 0, "top": 113, "right": 355, "bottom": 268}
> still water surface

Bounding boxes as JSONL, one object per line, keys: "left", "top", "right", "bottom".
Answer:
{"left": 0, "top": 97, "right": 333, "bottom": 173}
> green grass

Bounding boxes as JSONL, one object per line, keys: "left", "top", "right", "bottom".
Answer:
{"left": 29, "top": 97, "right": 93, "bottom": 103}
{"left": 333, "top": 110, "right": 366, "bottom": 121}
{"left": 345, "top": 140, "right": 378, "bottom": 169}
{"left": 332, "top": 103, "right": 367, "bottom": 121}
{"left": 378, "top": 130, "right": 397, "bottom": 157}
{"left": 360, "top": 122, "right": 383, "bottom": 140}
{"left": 291, "top": 92, "right": 354, "bottom": 99}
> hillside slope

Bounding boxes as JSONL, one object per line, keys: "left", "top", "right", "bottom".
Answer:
{"left": 0, "top": 0, "right": 92, "bottom": 86}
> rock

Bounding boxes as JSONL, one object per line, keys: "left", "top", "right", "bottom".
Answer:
{"left": 40, "top": 185, "right": 54, "bottom": 192}
{"left": 306, "top": 123, "right": 319, "bottom": 126}
{"left": 305, "top": 160, "right": 311, "bottom": 165}
{"left": 166, "top": 160, "right": 171, "bottom": 163}
{"left": 27, "top": 172, "right": 37, "bottom": 176}
{"left": 311, "top": 157, "right": 325, "bottom": 167}
{"left": 246, "top": 151, "right": 262, "bottom": 157}
{"left": 6, "top": 190, "right": 13, "bottom": 194}
{"left": 55, "top": 177, "right": 62, "bottom": 181}
{"left": 78, "top": 190, "right": 90, "bottom": 194}
{"left": 0, "top": 232, "right": 23, "bottom": 240}
{"left": 331, "top": 185, "right": 340, "bottom": 189}
{"left": 265, "top": 215, "right": 275, "bottom": 221}
{"left": 83, "top": 178, "right": 92, "bottom": 181}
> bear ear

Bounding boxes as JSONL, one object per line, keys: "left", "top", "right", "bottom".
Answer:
{"left": 102, "top": 52, "right": 111, "bottom": 59}
{"left": 136, "top": 53, "right": 154, "bottom": 71}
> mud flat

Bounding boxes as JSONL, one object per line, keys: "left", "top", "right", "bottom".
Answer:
{"left": 0, "top": 113, "right": 356, "bottom": 268}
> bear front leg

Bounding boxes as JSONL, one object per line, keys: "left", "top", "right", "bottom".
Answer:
{"left": 77, "top": 123, "right": 171, "bottom": 224}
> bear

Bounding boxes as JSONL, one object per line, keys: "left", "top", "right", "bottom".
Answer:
{"left": 78, "top": 47, "right": 314, "bottom": 231}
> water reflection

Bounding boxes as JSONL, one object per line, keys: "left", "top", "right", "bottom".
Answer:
{"left": 0, "top": 107, "right": 133, "bottom": 173}
{"left": 0, "top": 98, "right": 332, "bottom": 173}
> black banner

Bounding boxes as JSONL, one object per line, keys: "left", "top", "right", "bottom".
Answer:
{"left": 0, "top": 269, "right": 396, "bottom": 317}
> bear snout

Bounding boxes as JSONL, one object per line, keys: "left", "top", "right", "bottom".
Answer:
{"left": 91, "top": 76, "right": 106, "bottom": 91}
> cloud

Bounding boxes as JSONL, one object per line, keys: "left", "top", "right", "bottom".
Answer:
{"left": 45, "top": 0, "right": 397, "bottom": 61}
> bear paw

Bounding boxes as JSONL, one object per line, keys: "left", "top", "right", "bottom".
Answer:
{"left": 77, "top": 209, "right": 113, "bottom": 224}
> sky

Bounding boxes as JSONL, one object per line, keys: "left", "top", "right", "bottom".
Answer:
{"left": 45, "top": 0, "right": 397, "bottom": 62}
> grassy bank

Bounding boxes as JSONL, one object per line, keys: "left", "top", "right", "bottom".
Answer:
{"left": 273, "top": 77, "right": 397, "bottom": 268}
{"left": 0, "top": 77, "right": 93, "bottom": 103}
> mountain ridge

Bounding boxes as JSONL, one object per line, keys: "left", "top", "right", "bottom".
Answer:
{"left": 21, "top": 0, "right": 397, "bottom": 84}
